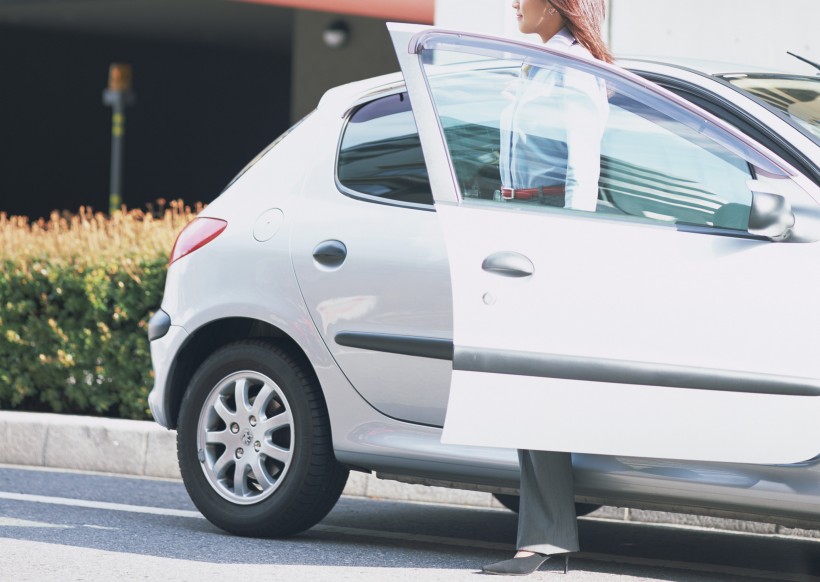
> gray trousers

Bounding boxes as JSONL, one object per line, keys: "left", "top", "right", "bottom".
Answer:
{"left": 516, "top": 449, "right": 580, "bottom": 555}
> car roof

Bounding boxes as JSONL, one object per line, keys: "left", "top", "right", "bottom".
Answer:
{"left": 618, "top": 56, "right": 784, "bottom": 76}
{"left": 313, "top": 48, "right": 818, "bottom": 185}
{"left": 618, "top": 55, "right": 818, "bottom": 77}
{"left": 317, "top": 72, "right": 405, "bottom": 114}
{"left": 316, "top": 54, "right": 817, "bottom": 118}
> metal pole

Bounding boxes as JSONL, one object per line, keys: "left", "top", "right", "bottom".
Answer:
{"left": 103, "top": 64, "right": 135, "bottom": 214}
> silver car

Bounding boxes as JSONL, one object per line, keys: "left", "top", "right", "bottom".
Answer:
{"left": 147, "top": 25, "right": 820, "bottom": 537}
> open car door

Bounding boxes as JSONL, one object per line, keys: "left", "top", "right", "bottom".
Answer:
{"left": 389, "top": 23, "right": 820, "bottom": 465}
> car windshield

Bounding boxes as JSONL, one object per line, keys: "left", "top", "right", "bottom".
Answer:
{"left": 720, "top": 74, "right": 820, "bottom": 144}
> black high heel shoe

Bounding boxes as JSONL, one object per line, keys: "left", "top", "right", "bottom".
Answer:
{"left": 482, "top": 553, "right": 570, "bottom": 576}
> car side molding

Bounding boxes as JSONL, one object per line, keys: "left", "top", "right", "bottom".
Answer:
{"left": 335, "top": 331, "right": 453, "bottom": 361}
{"left": 335, "top": 331, "right": 820, "bottom": 397}
{"left": 456, "top": 346, "right": 820, "bottom": 397}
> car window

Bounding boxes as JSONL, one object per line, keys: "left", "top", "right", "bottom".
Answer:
{"left": 337, "top": 92, "right": 434, "bottom": 206}
{"left": 420, "top": 53, "right": 787, "bottom": 233}
{"left": 638, "top": 73, "right": 820, "bottom": 189}
{"left": 721, "top": 74, "right": 820, "bottom": 144}
{"left": 600, "top": 92, "right": 753, "bottom": 229}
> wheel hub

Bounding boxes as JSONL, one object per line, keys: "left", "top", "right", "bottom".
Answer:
{"left": 196, "top": 371, "right": 295, "bottom": 505}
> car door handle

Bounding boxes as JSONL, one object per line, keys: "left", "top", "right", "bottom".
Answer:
{"left": 313, "top": 240, "right": 347, "bottom": 268}
{"left": 481, "top": 252, "right": 534, "bottom": 278}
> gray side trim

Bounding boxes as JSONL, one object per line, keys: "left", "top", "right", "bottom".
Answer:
{"left": 456, "top": 347, "right": 820, "bottom": 397}
{"left": 335, "top": 332, "right": 454, "bottom": 361}
{"left": 333, "top": 332, "right": 820, "bottom": 397}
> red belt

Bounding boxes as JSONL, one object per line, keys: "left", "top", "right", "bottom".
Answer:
{"left": 500, "top": 186, "right": 565, "bottom": 200}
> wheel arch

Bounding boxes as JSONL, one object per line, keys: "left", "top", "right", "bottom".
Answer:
{"left": 164, "top": 317, "right": 314, "bottom": 429}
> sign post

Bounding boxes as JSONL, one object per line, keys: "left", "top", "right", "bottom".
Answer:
{"left": 102, "top": 63, "right": 135, "bottom": 214}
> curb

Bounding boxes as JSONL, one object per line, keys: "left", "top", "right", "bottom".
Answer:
{"left": 2, "top": 410, "right": 818, "bottom": 540}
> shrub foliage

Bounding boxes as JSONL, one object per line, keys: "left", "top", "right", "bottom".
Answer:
{"left": 0, "top": 201, "right": 198, "bottom": 419}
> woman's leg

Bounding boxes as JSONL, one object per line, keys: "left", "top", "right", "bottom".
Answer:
{"left": 482, "top": 450, "right": 578, "bottom": 574}
{"left": 516, "top": 449, "right": 579, "bottom": 555}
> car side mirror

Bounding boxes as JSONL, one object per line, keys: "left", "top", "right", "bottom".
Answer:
{"left": 748, "top": 190, "right": 795, "bottom": 241}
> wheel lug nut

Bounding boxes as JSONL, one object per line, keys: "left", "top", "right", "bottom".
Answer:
{"left": 249, "top": 416, "right": 257, "bottom": 427}
{"left": 230, "top": 423, "right": 239, "bottom": 434}
{"left": 236, "top": 448, "right": 244, "bottom": 459}
{"left": 254, "top": 441, "right": 261, "bottom": 452}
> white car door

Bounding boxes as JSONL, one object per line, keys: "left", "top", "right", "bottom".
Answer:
{"left": 389, "top": 24, "right": 820, "bottom": 465}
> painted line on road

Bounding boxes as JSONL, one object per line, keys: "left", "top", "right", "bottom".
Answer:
{"left": 0, "top": 516, "right": 72, "bottom": 529}
{"left": 0, "top": 491, "right": 811, "bottom": 581}
{"left": 0, "top": 462, "right": 181, "bottom": 483}
{"left": 0, "top": 492, "right": 202, "bottom": 519}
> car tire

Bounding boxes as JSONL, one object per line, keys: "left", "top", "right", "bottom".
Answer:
{"left": 493, "top": 493, "right": 601, "bottom": 517}
{"left": 177, "top": 340, "right": 349, "bottom": 537}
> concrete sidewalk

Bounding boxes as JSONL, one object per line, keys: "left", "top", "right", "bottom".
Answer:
{"left": 2, "top": 410, "right": 818, "bottom": 540}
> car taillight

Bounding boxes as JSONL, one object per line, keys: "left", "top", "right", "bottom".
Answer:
{"left": 169, "top": 217, "right": 227, "bottom": 266}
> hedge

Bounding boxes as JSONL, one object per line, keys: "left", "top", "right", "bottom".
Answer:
{"left": 0, "top": 202, "right": 197, "bottom": 419}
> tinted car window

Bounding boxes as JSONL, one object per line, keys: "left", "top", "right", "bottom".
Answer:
{"left": 338, "top": 93, "right": 434, "bottom": 206}
{"left": 421, "top": 60, "right": 760, "bottom": 232}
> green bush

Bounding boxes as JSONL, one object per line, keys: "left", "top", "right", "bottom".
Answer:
{"left": 0, "top": 257, "right": 167, "bottom": 418}
{"left": 0, "top": 203, "right": 196, "bottom": 419}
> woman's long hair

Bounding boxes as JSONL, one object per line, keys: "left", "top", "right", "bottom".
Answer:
{"left": 549, "top": 0, "right": 613, "bottom": 63}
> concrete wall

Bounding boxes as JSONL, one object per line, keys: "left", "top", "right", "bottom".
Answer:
{"left": 435, "top": 0, "right": 819, "bottom": 75}
{"left": 608, "top": 0, "right": 817, "bottom": 74}
{"left": 290, "top": 10, "right": 399, "bottom": 121}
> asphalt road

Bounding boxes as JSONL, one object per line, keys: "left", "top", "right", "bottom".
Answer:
{"left": 1, "top": 465, "right": 819, "bottom": 582}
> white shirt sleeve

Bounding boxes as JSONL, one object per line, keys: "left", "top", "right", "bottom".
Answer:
{"left": 560, "top": 69, "right": 609, "bottom": 211}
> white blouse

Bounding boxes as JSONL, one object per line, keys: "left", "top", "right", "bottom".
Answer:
{"left": 499, "top": 28, "right": 610, "bottom": 211}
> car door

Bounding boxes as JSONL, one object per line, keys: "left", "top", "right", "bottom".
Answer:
{"left": 290, "top": 89, "right": 453, "bottom": 427}
{"left": 389, "top": 23, "right": 820, "bottom": 465}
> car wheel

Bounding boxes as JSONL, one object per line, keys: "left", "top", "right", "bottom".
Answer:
{"left": 177, "top": 340, "right": 349, "bottom": 537}
{"left": 493, "top": 493, "right": 601, "bottom": 517}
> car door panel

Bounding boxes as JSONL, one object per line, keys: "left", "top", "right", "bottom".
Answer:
{"left": 290, "top": 100, "right": 455, "bottom": 428}
{"left": 291, "top": 191, "right": 452, "bottom": 427}
{"left": 435, "top": 202, "right": 820, "bottom": 465}
{"left": 445, "top": 372, "right": 820, "bottom": 464}
{"left": 389, "top": 24, "right": 820, "bottom": 464}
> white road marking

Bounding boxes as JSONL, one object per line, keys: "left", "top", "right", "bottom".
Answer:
{"left": 0, "top": 492, "right": 201, "bottom": 518}
{"left": 0, "top": 517, "right": 71, "bottom": 529}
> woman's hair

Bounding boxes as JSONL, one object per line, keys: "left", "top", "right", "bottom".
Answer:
{"left": 549, "top": 0, "right": 613, "bottom": 63}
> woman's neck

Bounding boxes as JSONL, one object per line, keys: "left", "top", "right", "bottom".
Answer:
{"left": 538, "top": 21, "right": 565, "bottom": 44}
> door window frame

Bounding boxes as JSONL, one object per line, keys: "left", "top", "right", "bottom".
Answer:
{"left": 401, "top": 29, "right": 797, "bottom": 235}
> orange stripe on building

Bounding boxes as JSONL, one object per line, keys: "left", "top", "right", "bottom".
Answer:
{"left": 234, "top": 0, "right": 435, "bottom": 23}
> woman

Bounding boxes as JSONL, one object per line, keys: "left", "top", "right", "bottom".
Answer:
{"left": 498, "top": 0, "right": 611, "bottom": 212}
{"left": 482, "top": 0, "right": 612, "bottom": 576}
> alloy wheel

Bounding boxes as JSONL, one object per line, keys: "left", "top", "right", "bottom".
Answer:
{"left": 196, "top": 370, "right": 294, "bottom": 505}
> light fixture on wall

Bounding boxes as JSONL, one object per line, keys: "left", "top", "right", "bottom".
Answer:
{"left": 323, "top": 20, "right": 350, "bottom": 49}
